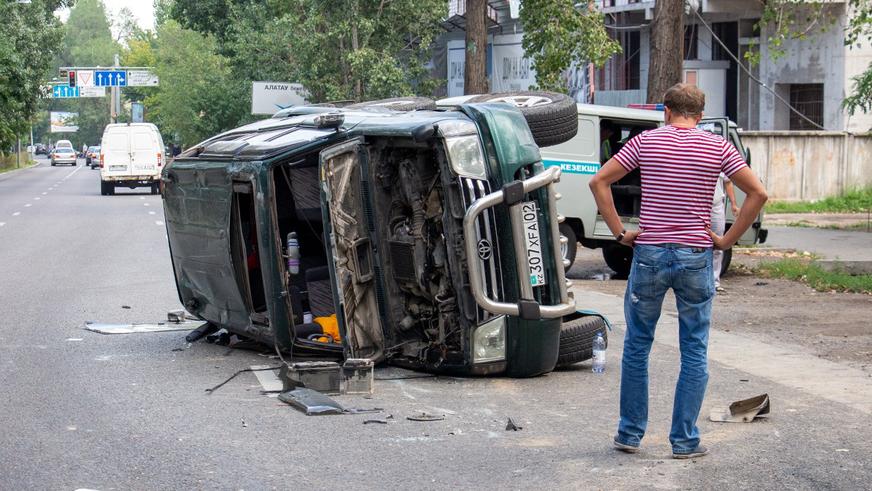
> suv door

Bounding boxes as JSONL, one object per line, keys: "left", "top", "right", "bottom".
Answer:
{"left": 319, "top": 140, "right": 386, "bottom": 362}
{"left": 698, "top": 118, "right": 763, "bottom": 246}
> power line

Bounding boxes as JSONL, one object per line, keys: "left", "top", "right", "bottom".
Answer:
{"left": 690, "top": 6, "right": 825, "bottom": 130}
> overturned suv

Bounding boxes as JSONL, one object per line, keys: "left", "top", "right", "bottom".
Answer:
{"left": 162, "top": 94, "right": 603, "bottom": 377}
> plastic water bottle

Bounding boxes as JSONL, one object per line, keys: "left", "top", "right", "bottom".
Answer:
{"left": 592, "top": 332, "right": 606, "bottom": 373}
{"left": 287, "top": 232, "right": 300, "bottom": 275}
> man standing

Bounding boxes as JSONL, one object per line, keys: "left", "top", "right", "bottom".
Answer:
{"left": 589, "top": 84, "right": 767, "bottom": 458}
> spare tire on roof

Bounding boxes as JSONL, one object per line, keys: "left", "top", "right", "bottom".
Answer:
{"left": 468, "top": 91, "right": 578, "bottom": 147}
{"left": 347, "top": 97, "right": 437, "bottom": 112}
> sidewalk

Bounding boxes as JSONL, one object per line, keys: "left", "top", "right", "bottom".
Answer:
{"left": 572, "top": 287, "right": 872, "bottom": 415}
{"left": 765, "top": 212, "right": 871, "bottom": 229}
{"left": 758, "top": 225, "right": 872, "bottom": 272}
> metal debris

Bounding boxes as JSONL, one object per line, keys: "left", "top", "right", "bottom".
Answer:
{"left": 407, "top": 412, "right": 445, "bottom": 422}
{"left": 506, "top": 417, "right": 523, "bottom": 431}
{"left": 83, "top": 321, "right": 206, "bottom": 334}
{"left": 710, "top": 393, "right": 771, "bottom": 423}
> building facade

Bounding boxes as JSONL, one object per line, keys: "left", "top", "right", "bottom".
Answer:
{"left": 437, "top": 0, "right": 872, "bottom": 132}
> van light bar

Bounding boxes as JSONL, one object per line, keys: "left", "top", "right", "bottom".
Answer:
{"left": 627, "top": 103, "right": 665, "bottom": 111}
{"left": 314, "top": 113, "right": 345, "bottom": 129}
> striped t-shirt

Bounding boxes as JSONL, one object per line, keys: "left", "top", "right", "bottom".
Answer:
{"left": 612, "top": 125, "right": 747, "bottom": 247}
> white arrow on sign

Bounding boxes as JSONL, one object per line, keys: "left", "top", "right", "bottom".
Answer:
{"left": 76, "top": 70, "right": 94, "bottom": 87}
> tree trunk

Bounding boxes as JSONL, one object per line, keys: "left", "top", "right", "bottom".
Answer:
{"left": 646, "top": 0, "right": 684, "bottom": 104}
{"left": 464, "top": 0, "right": 489, "bottom": 94}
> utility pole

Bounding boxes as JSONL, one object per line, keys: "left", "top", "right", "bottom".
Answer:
{"left": 646, "top": 0, "right": 684, "bottom": 103}
{"left": 464, "top": 0, "right": 489, "bottom": 95}
{"left": 111, "top": 54, "right": 121, "bottom": 123}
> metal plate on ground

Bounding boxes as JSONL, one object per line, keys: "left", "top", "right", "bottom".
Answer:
{"left": 83, "top": 321, "right": 207, "bottom": 334}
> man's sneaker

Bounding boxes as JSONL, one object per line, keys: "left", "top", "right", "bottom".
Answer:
{"left": 613, "top": 438, "right": 640, "bottom": 454}
{"left": 673, "top": 445, "right": 709, "bottom": 459}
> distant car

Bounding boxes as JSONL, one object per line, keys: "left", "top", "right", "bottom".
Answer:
{"left": 86, "top": 146, "right": 100, "bottom": 167}
{"left": 34, "top": 144, "right": 47, "bottom": 155}
{"left": 100, "top": 123, "right": 165, "bottom": 195}
{"left": 50, "top": 147, "right": 77, "bottom": 166}
{"left": 56, "top": 140, "right": 74, "bottom": 150}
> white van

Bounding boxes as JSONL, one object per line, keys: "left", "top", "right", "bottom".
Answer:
{"left": 99, "top": 123, "right": 165, "bottom": 195}
{"left": 541, "top": 104, "right": 767, "bottom": 275}
{"left": 437, "top": 97, "right": 767, "bottom": 276}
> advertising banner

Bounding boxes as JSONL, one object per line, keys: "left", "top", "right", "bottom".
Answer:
{"left": 251, "top": 82, "right": 308, "bottom": 115}
{"left": 50, "top": 112, "right": 78, "bottom": 133}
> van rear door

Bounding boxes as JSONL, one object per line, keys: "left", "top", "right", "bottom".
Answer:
{"left": 130, "top": 125, "right": 161, "bottom": 176}
{"left": 102, "top": 127, "right": 132, "bottom": 176}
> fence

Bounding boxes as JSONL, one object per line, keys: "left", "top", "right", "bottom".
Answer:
{"left": 740, "top": 131, "right": 872, "bottom": 201}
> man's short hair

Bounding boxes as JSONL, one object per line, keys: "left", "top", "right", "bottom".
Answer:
{"left": 663, "top": 83, "right": 705, "bottom": 117}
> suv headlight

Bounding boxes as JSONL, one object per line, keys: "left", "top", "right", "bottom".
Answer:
{"left": 439, "top": 121, "right": 487, "bottom": 179}
{"left": 472, "top": 315, "right": 506, "bottom": 363}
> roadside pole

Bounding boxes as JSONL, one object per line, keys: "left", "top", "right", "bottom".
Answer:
{"left": 16, "top": 136, "right": 21, "bottom": 168}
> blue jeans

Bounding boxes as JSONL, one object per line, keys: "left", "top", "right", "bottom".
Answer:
{"left": 615, "top": 244, "right": 714, "bottom": 454}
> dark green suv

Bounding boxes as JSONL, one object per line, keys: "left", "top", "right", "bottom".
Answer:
{"left": 162, "top": 97, "right": 594, "bottom": 377}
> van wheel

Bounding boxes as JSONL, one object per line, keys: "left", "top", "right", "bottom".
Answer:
{"left": 468, "top": 91, "right": 578, "bottom": 147}
{"left": 348, "top": 97, "right": 436, "bottom": 111}
{"left": 559, "top": 223, "right": 577, "bottom": 272}
{"left": 556, "top": 315, "right": 607, "bottom": 368}
{"left": 602, "top": 243, "right": 632, "bottom": 278}
{"left": 720, "top": 247, "right": 733, "bottom": 276}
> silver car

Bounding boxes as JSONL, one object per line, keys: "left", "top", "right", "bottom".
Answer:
{"left": 51, "top": 147, "right": 77, "bottom": 166}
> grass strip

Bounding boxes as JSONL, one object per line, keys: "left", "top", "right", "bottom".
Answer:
{"left": 765, "top": 187, "right": 872, "bottom": 214}
{"left": 757, "top": 258, "right": 872, "bottom": 294}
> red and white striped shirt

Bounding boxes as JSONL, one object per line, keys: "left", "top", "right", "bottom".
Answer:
{"left": 612, "top": 125, "right": 747, "bottom": 247}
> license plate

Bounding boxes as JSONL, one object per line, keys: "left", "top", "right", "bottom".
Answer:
{"left": 521, "top": 201, "right": 545, "bottom": 287}
{"left": 109, "top": 165, "right": 127, "bottom": 171}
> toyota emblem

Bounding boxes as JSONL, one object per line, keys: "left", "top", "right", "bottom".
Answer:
{"left": 477, "top": 239, "right": 492, "bottom": 260}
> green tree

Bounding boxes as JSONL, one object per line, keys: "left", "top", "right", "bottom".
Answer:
{"left": 0, "top": 0, "right": 68, "bottom": 151}
{"left": 519, "top": 0, "right": 620, "bottom": 93}
{"left": 148, "top": 20, "right": 248, "bottom": 146}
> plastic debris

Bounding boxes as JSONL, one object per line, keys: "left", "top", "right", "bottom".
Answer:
{"left": 278, "top": 388, "right": 345, "bottom": 415}
{"left": 506, "top": 417, "right": 523, "bottom": 431}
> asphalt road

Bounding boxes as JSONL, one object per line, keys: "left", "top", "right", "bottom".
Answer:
{"left": 1, "top": 158, "right": 870, "bottom": 490}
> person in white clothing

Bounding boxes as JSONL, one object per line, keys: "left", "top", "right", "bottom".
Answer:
{"left": 711, "top": 173, "right": 740, "bottom": 291}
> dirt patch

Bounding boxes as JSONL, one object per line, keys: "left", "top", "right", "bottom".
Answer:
{"left": 568, "top": 248, "right": 872, "bottom": 373}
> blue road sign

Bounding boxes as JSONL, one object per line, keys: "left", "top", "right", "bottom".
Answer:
{"left": 52, "top": 86, "right": 80, "bottom": 98}
{"left": 94, "top": 70, "right": 127, "bottom": 87}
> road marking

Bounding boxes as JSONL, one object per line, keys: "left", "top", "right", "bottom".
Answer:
{"left": 0, "top": 222, "right": 5, "bottom": 227}
{"left": 12, "top": 212, "right": 20, "bottom": 216}
{"left": 24, "top": 204, "right": 31, "bottom": 207}
{"left": 148, "top": 211, "right": 156, "bottom": 215}
{"left": 66, "top": 338, "right": 83, "bottom": 342}
{"left": 34, "top": 197, "right": 40, "bottom": 200}
{"left": 144, "top": 203, "right": 150, "bottom": 207}
{"left": 41, "top": 192, "right": 47, "bottom": 195}
{"left": 155, "top": 220, "right": 164, "bottom": 226}
{"left": 61, "top": 164, "right": 83, "bottom": 182}
{"left": 140, "top": 197, "right": 145, "bottom": 200}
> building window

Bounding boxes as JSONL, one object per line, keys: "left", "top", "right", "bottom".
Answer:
{"left": 684, "top": 70, "right": 698, "bottom": 86}
{"left": 684, "top": 25, "right": 698, "bottom": 60}
{"left": 597, "top": 30, "right": 641, "bottom": 91}
{"left": 789, "top": 84, "right": 824, "bottom": 130}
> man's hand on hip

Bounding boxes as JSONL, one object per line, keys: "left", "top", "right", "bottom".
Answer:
{"left": 619, "top": 230, "right": 639, "bottom": 247}
{"left": 707, "top": 228, "right": 731, "bottom": 250}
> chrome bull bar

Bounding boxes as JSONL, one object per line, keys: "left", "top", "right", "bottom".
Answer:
{"left": 463, "top": 166, "right": 576, "bottom": 320}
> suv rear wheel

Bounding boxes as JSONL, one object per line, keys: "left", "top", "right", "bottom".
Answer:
{"left": 468, "top": 91, "right": 578, "bottom": 147}
{"left": 559, "top": 223, "right": 577, "bottom": 273}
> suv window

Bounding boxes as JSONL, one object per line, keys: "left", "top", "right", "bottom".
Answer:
{"left": 56, "top": 140, "right": 73, "bottom": 148}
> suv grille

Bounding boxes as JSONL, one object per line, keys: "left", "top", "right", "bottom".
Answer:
{"left": 459, "top": 177, "right": 504, "bottom": 323}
